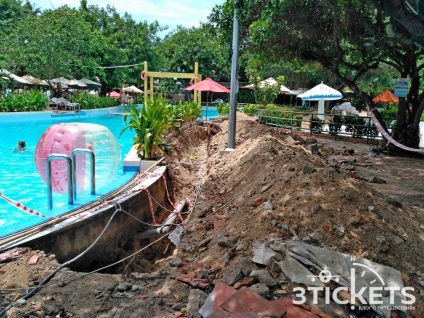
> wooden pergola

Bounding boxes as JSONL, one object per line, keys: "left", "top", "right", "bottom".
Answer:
{"left": 141, "top": 61, "right": 202, "bottom": 106}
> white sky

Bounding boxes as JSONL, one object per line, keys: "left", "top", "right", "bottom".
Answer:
{"left": 34, "top": 0, "right": 226, "bottom": 36}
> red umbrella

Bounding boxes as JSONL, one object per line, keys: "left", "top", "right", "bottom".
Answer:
{"left": 185, "top": 77, "right": 229, "bottom": 103}
{"left": 372, "top": 90, "right": 399, "bottom": 103}
{"left": 185, "top": 78, "right": 230, "bottom": 93}
{"left": 108, "top": 91, "right": 120, "bottom": 98}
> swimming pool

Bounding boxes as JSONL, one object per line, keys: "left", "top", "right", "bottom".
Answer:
{"left": 201, "top": 106, "right": 219, "bottom": 120}
{"left": 0, "top": 109, "right": 135, "bottom": 238}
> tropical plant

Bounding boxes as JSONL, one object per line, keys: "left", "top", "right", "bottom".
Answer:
{"left": 0, "top": 90, "right": 48, "bottom": 112}
{"left": 121, "top": 96, "right": 173, "bottom": 159}
{"left": 241, "top": 104, "right": 260, "bottom": 116}
{"left": 217, "top": 102, "right": 230, "bottom": 116}
{"left": 72, "top": 93, "right": 120, "bottom": 109}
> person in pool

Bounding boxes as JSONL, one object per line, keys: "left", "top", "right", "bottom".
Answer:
{"left": 14, "top": 141, "right": 28, "bottom": 152}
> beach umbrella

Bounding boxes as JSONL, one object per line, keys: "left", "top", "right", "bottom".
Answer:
{"left": 78, "top": 77, "right": 102, "bottom": 89}
{"left": 372, "top": 90, "right": 399, "bottom": 104}
{"left": 297, "top": 82, "right": 343, "bottom": 120}
{"left": 22, "top": 75, "right": 48, "bottom": 86}
{"left": 123, "top": 85, "right": 143, "bottom": 94}
{"left": 50, "top": 77, "right": 87, "bottom": 88}
{"left": 0, "top": 69, "right": 32, "bottom": 85}
{"left": 107, "top": 91, "right": 120, "bottom": 98}
{"left": 244, "top": 77, "right": 294, "bottom": 94}
{"left": 185, "top": 77, "right": 230, "bottom": 103}
{"left": 185, "top": 77, "right": 230, "bottom": 93}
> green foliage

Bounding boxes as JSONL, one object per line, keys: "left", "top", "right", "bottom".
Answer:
{"left": 5, "top": 7, "right": 104, "bottom": 82}
{"left": 378, "top": 108, "right": 398, "bottom": 128}
{"left": 121, "top": 96, "right": 173, "bottom": 160}
{"left": 72, "top": 93, "right": 120, "bottom": 109}
{"left": 0, "top": 90, "right": 48, "bottom": 112}
{"left": 217, "top": 102, "right": 230, "bottom": 115}
{"left": 157, "top": 25, "right": 229, "bottom": 82}
{"left": 241, "top": 104, "right": 260, "bottom": 116}
{"left": 172, "top": 101, "right": 202, "bottom": 123}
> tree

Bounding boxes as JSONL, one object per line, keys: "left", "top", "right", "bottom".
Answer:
{"left": 4, "top": 6, "right": 104, "bottom": 91}
{"left": 80, "top": 2, "right": 163, "bottom": 95}
{"left": 158, "top": 25, "right": 230, "bottom": 83}
{"left": 221, "top": 0, "right": 424, "bottom": 149}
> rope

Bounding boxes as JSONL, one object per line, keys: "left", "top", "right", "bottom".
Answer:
{"left": 0, "top": 193, "right": 55, "bottom": 220}
{"left": 162, "top": 175, "right": 184, "bottom": 223}
{"left": 144, "top": 188, "right": 157, "bottom": 225}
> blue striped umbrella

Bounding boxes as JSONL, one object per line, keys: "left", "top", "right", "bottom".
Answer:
{"left": 298, "top": 82, "right": 342, "bottom": 119}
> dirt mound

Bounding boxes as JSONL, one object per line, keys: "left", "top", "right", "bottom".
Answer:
{"left": 1, "top": 112, "right": 423, "bottom": 317}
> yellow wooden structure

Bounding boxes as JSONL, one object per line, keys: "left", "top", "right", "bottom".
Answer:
{"left": 141, "top": 61, "right": 202, "bottom": 106}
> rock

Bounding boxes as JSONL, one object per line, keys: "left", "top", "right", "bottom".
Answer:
{"left": 250, "top": 197, "right": 265, "bottom": 207}
{"left": 420, "top": 289, "right": 424, "bottom": 298}
{"left": 249, "top": 283, "right": 269, "bottom": 295}
{"left": 287, "top": 166, "right": 296, "bottom": 171}
{"left": 387, "top": 197, "right": 402, "bottom": 208}
{"left": 169, "top": 257, "right": 184, "bottom": 267}
{"left": 222, "top": 267, "right": 243, "bottom": 286}
{"left": 186, "top": 289, "right": 207, "bottom": 318}
{"left": 310, "top": 144, "right": 321, "bottom": 155}
{"left": 172, "top": 303, "right": 186, "bottom": 311}
{"left": 369, "top": 176, "right": 387, "bottom": 184}
{"left": 347, "top": 148, "right": 355, "bottom": 155}
{"left": 419, "top": 280, "right": 424, "bottom": 287}
{"left": 367, "top": 206, "right": 375, "bottom": 212}
{"left": 249, "top": 269, "right": 277, "bottom": 287}
{"left": 258, "top": 181, "right": 274, "bottom": 194}
{"left": 117, "top": 282, "right": 132, "bottom": 292}
{"left": 311, "top": 205, "right": 322, "bottom": 213}
{"left": 283, "top": 176, "right": 291, "bottom": 182}
{"left": 43, "top": 305, "right": 59, "bottom": 316}
{"left": 335, "top": 225, "right": 345, "bottom": 237}
{"left": 392, "top": 235, "right": 405, "bottom": 245}
{"left": 308, "top": 232, "right": 323, "bottom": 242}
{"left": 214, "top": 236, "right": 237, "bottom": 248}
{"left": 302, "top": 165, "right": 317, "bottom": 174}
{"left": 263, "top": 200, "right": 274, "bottom": 211}
{"left": 239, "top": 257, "right": 255, "bottom": 277}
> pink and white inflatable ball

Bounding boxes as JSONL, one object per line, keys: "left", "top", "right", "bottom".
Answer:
{"left": 34, "top": 123, "right": 121, "bottom": 194}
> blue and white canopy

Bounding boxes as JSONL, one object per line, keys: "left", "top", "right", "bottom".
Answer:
{"left": 297, "top": 82, "right": 342, "bottom": 101}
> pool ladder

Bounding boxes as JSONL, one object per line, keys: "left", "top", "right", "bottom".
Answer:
{"left": 46, "top": 149, "right": 96, "bottom": 210}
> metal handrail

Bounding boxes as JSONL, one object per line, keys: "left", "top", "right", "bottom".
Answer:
{"left": 46, "top": 154, "right": 73, "bottom": 210}
{"left": 71, "top": 148, "right": 95, "bottom": 200}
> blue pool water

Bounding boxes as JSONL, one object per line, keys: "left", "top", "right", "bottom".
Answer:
{"left": 0, "top": 111, "right": 135, "bottom": 238}
{"left": 201, "top": 106, "right": 219, "bottom": 120}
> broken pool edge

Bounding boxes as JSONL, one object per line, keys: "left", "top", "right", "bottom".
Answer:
{"left": 0, "top": 166, "right": 168, "bottom": 269}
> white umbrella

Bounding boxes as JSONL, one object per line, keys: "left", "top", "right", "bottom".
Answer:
{"left": 297, "top": 82, "right": 342, "bottom": 120}
{"left": 0, "top": 69, "right": 32, "bottom": 85}
{"left": 123, "top": 85, "right": 143, "bottom": 94}
{"left": 244, "top": 77, "right": 294, "bottom": 94}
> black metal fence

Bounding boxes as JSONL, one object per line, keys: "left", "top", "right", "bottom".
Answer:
{"left": 257, "top": 109, "right": 381, "bottom": 143}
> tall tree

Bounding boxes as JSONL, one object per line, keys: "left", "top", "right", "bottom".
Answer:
{"left": 158, "top": 25, "right": 230, "bottom": 82}
{"left": 215, "top": 0, "right": 424, "bottom": 148}
{"left": 80, "top": 2, "right": 163, "bottom": 94}
{"left": 4, "top": 6, "right": 104, "bottom": 84}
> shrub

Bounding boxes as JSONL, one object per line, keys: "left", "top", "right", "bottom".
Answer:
{"left": 217, "top": 102, "right": 230, "bottom": 115}
{"left": 0, "top": 90, "right": 48, "bottom": 112}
